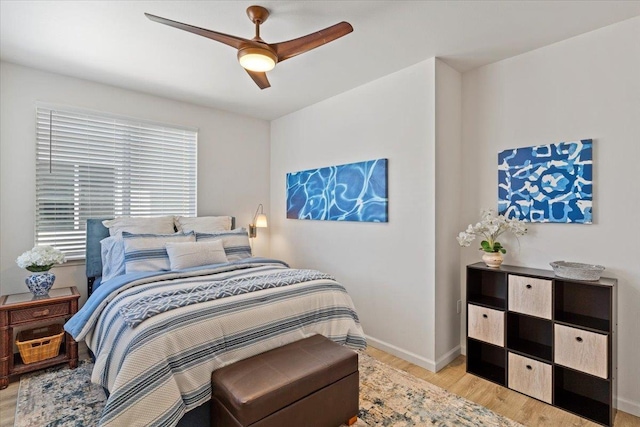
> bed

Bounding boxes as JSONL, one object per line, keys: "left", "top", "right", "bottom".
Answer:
{"left": 64, "top": 218, "right": 366, "bottom": 427}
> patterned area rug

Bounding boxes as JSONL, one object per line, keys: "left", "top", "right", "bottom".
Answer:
{"left": 15, "top": 353, "right": 521, "bottom": 426}
{"left": 355, "top": 354, "right": 520, "bottom": 426}
{"left": 15, "top": 360, "right": 106, "bottom": 427}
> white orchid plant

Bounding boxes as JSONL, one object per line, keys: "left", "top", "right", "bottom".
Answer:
{"left": 16, "top": 246, "right": 66, "bottom": 272}
{"left": 457, "top": 208, "right": 527, "bottom": 254}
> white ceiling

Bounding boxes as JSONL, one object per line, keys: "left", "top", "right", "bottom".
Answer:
{"left": 2, "top": 1, "right": 639, "bottom": 120}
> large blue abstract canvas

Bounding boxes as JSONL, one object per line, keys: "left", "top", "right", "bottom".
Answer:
{"left": 498, "top": 139, "right": 592, "bottom": 223}
{"left": 286, "top": 159, "right": 388, "bottom": 222}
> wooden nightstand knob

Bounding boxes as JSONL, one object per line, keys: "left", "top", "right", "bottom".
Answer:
{"left": 32, "top": 309, "right": 50, "bottom": 317}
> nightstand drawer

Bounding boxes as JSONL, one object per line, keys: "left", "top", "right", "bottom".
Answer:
{"left": 555, "top": 324, "right": 608, "bottom": 379}
{"left": 508, "top": 275, "right": 552, "bottom": 319}
{"left": 508, "top": 352, "right": 552, "bottom": 403}
{"left": 468, "top": 304, "right": 504, "bottom": 347}
{"left": 10, "top": 303, "right": 70, "bottom": 324}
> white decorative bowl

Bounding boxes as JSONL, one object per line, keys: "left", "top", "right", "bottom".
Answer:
{"left": 550, "top": 261, "right": 605, "bottom": 281}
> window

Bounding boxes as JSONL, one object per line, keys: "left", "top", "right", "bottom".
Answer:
{"left": 36, "top": 106, "right": 197, "bottom": 259}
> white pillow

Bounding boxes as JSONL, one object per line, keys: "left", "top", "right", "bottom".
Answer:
{"left": 101, "top": 236, "right": 125, "bottom": 282}
{"left": 165, "top": 240, "right": 229, "bottom": 270}
{"left": 103, "top": 216, "right": 175, "bottom": 237}
{"left": 174, "top": 216, "right": 232, "bottom": 233}
{"left": 122, "top": 232, "right": 195, "bottom": 273}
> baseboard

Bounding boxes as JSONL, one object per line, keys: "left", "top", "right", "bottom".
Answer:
{"left": 366, "top": 335, "right": 437, "bottom": 371}
{"left": 434, "top": 344, "right": 461, "bottom": 371}
{"left": 365, "top": 335, "right": 460, "bottom": 373}
{"left": 617, "top": 395, "right": 640, "bottom": 417}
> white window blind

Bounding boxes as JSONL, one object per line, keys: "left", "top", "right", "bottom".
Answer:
{"left": 36, "top": 106, "right": 197, "bottom": 259}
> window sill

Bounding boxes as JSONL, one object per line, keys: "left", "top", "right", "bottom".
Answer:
{"left": 55, "top": 259, "right": 85, "bottom": 268}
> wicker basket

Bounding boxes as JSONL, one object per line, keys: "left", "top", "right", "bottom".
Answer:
{"left": 16, "top": 324, "right": 64, "bottom": 364}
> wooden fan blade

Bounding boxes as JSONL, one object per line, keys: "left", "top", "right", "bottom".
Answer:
{"left": 145, "top": 13, "right": 255, "bottom": 50}
{"left": 245, "top": 70, "right": 271, "bottom": 89}
{"left": 271, "top": 22, "right": 353, "bottom": 62}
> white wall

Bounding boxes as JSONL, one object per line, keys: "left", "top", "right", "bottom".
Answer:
{"left": 0, "top": 61, "right": 271, "bottom": 303}
{"left": 434, "top": 60, "right": 462, "bottom": 367}
{"left": 271, "top": 58, "right": 462, "bottom": 370}
{"left": 461, "top": 17, "right": 640, "bottom": 415}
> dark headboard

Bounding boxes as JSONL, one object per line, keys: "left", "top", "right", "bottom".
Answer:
{"left": 86, "top": 219, "right": 110, "bottom": 295}
{"left": 86, "top": 216, "right": 236, "bottom": 295}
{"left": 86, "top": 219, "right": 111, "bottom": 279}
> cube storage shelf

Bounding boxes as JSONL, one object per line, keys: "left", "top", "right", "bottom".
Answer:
{"left": 466, "top": 263, "right": 616, "bottom": 426}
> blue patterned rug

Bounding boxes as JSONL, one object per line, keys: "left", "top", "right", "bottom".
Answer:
{"left": 15, "top": 353, "right": 521, "bottom": 426}
{"left": 15, "top": 360, "right": 105, "bottom": 427}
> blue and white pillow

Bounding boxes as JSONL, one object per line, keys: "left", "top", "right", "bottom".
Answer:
{"left": 195, "top": 228, "right": 252, "bottom": 261}
{"left": 101, "top": 235, "right": 125, "bottom": 282}
{"left": 123, "top": 232, "right": 195, "bottom": 273}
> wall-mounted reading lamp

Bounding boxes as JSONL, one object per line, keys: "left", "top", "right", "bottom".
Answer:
{"left": 249, "top": 204, "right": 268, "bottom": 238}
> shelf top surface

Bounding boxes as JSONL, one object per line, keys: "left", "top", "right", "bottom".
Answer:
{"left": 467, "top": 263, "right": 616, "bottom": 287}
{"left": 2, "top": 287, "right": 78, "bottom": 306}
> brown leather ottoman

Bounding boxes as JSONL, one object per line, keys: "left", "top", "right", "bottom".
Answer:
{"left": 211, "top": 334, "right": 359, "bottom": 427}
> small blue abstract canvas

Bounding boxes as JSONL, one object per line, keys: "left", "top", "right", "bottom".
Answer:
{"left": 286, "top": 159, "right": 388, "bottom": 222}
{"left": 498, "top": 139, "right": 592, "bottom": 223}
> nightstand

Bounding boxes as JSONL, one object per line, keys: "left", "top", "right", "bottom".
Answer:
{"left": 0, "top": 286, "right": 80, "bottom": 389}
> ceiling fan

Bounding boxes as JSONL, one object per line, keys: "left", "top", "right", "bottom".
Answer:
{"left": 145, "top": 6, "right": 353, "bottom": 90}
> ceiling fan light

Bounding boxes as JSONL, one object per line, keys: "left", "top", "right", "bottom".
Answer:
{"left": 238, "top": 47, "right": 277, "bottom": 72}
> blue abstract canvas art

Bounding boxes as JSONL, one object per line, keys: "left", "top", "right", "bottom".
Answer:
{"left": 286, "top": 159, "right": 388, "bottom": 222}
{"left": 498, "top": 140, "right": 592, "bottom": 223}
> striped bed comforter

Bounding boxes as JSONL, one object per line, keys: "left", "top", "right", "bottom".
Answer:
{"left": 66, "top": 259, "right": 366, "bottom": 427}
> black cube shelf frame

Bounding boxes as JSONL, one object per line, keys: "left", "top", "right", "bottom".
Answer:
{"left": 465, "top": 262, "right": 617, "bottom": 426}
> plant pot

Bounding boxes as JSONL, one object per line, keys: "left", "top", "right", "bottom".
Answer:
{"left": 25, "top": 272, "right": 55, "bottom": 296}
{"left": 482, "top": 252, "right": 504, "bottom": 268}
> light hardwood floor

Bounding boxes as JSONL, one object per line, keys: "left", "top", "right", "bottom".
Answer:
{"left": 365, "top": 347, "right": 639, "bottom": 427}
{"left": 1, "top": 345, "right": 638, "bottom": 427}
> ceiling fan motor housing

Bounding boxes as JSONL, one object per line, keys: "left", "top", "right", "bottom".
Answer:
{"left": 237, "top": 46, "right": 278, "bottom": 72}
